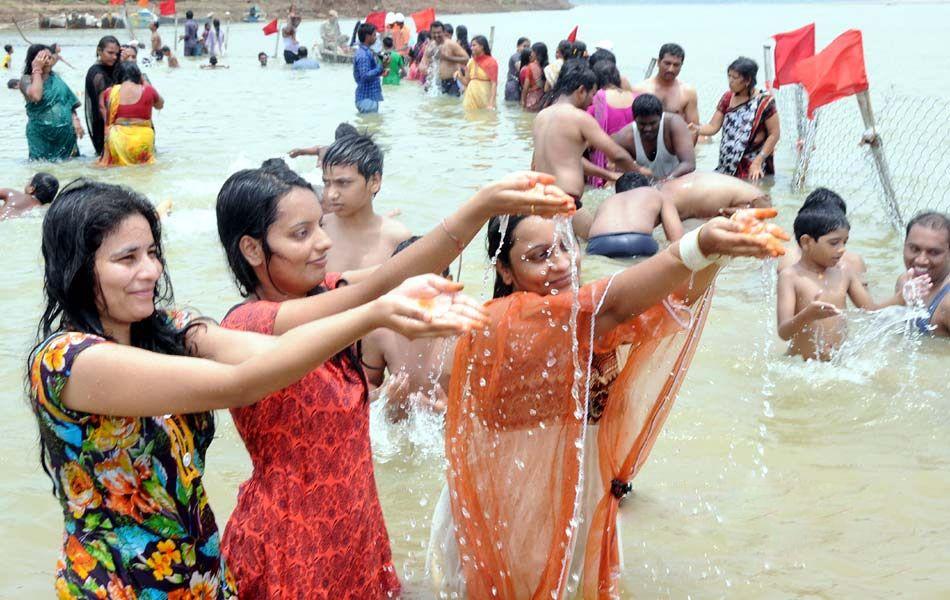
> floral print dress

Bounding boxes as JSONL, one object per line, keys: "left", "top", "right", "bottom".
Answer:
{"left": 29, "top": 314, "right": 236, "bottom": 599}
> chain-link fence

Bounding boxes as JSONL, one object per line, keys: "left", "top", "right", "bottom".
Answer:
{"left": 775, "top": 85, "right": 950, "bottom": 231}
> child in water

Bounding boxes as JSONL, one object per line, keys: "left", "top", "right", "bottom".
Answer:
{"left": 777, "top": 204, "right": 929, "bottom": 360}
{"left": 320, "top": 133, "right": 412, "bottom": 271}
{"left": 0, "top": 172, "right": 58, "bottom": 219}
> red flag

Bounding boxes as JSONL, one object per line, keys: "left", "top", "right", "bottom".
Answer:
{"left": 411, "top": 7, "right": 435, "bottom": 33}
{"left": 109, "top": 0, "right": 124, "bottom": 5}
{"left": 365, "top": 11, "right": 386, "bottom": 31}
{"left": 567, "top": 26, "right": 578, "bottom": 43}
{"left": 795, "top": 29, "right": 869, "bottom": 118}
{"left": 771, "top": 23, "right": 815, "bottom": 88}
{"left": 158, "top": 0, "right": 176, "bottom": 16}
{"left": 262, "top": 18, "right": 279, "bottom": 36}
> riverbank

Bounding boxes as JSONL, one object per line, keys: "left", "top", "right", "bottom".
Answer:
{"left": 0, "top": 0, "right": 571, "bottom": 29}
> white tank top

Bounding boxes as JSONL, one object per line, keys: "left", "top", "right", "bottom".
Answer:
{"left": 632, "top": 114, "right": 680, "bottom": 180}
{"left": 283, "top": 29, "right": 300, "bottom": 54}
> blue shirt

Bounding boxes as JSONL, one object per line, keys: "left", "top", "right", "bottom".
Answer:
{"left": 291, "top": 58, "right": 321, "bottom": 70}
{"left": 353, "top": 44, "right": 383, "bottom": 102}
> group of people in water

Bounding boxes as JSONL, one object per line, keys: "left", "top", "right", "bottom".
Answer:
{"left": 2, "top": 10, "right": 949, "bottom": 600}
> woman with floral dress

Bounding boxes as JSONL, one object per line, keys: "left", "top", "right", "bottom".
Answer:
{"left": 28, "top": 179, "right": 478, "bottom": 598}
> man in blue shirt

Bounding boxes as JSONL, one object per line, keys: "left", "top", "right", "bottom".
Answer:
{"left": 353, "top": 22, "right": 384, "bottom": 113}
{"left": 291, "top": 47, "right": 320, "bottom": 70}
{"left": 181, "top": 11, "right": 200, "bottom": 57}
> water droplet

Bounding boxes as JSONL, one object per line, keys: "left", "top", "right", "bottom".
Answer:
{"left": 479, "top": 378, "right": 487, "bottom": 387}
{"left": 546, "top": 356, "right": 557, "bottom": 367}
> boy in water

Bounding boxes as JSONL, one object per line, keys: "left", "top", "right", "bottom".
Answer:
{"left": 0, "top": 172, "right": 59, "bottom": 220}
{"left": 162, "top": 47, "right": 180, "bottom": 68}
{"left": 777, "top": 206, "right": 927, "bottom": 360}
{"left": 583, "top": 172, "right": 683, "bottom": 258}
{"left": 321, "top": 133, "right": 411, "bottom": 272}
{"left": 362, "top": 237, "right": 452, "bottom": 422}
{"left": 778, "top": 187, "right": 866, "bottom": 281}
{"left": 381, "top": 37, "right": 405, "bottom": 85}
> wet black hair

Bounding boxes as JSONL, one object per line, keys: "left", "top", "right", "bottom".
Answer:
{"left": 298, "top": 46, "right": 308, "bottom": 58}
{"left": 556, "top": 39, "right": 573, "bottom": 59}
{"left": 593, "top": 60, "right": 621, "bottom": 89}
{"left": 659, "top": 42, "right": 685, "bottom": 61}
{"left": 616, "top": 172, "right": 650, "bottom": 193}
{"left": 4, "top": 44, "right": 12, "bottom": 53}
{"left": 905, "top": 211, "right": 950, "bottom": 242}
{"left": 186, "top": 10, "right": 194, "bottom": 18}
{"left": 213, "top": 18, "right": 221, "bottom": 35}
{"left": 456, "top": 25, "right": 470, "bottom": 50}
{"left": 322, "top": 132, "right": 384, "bottom": 181}
{"left": 471, "top": 35, "right": 491, "bottom": 56}
{"left": 531, "top": 42, "right": 549, "bottom": 75}
{"left": 728, "top": 56, "right": 758, "bottom": 94}
{"left": 382, "top": 37, "right": 394, "bottom": 49}
{"left": 552, "top": 59, "right": 596, "bottom": 98}
{"left": 23, "top": 43, "right": 53, "bottom": 76}
{"left": 793, "top": 209, "right": 850, "bottom": 244}
{"left": 444, "top": 23, "right": 454, "bottom": 35}
{"left": 358, "top": 22, "right": 377, "bottom": 43}
{"left": 516, "top": 37, "right": 529, "bottom": 47}
{"left": 487, "top": 215, "right": 529, "bottom": 298}
{"left": 570, "top": 40, "right": 587, "bottom": 59}
{"left": 394, "top": 236, "right": 451, "bottom": 277}
{"left": 335, "top": 122, "right": 358, "bottom": 139}
{"left": 114, "top": 60, "right": 143, "bottom": 84}
{"left": 209, "top": 56, "right": 218, "bottom": 66}
{"left": 216, "top": 164, "right": 314, "bottom": 297}
{"left": 6, "top": 78, "right": 18, "bottom": 89}
{"left": 632, "top": 93, "right": 663, "bottom": 118}
{"left": 30, "top": 172, "right": 59, "bottom": 204}
{"left": 162, "top": 45, "right": 171, "bottom": 54}
{"left": 518, "top": 48, "right": 532, "bottom": 70}
{"left": 96, "top": 35, "right": 120, "bottom": 60}
{"left": 588, "top": 48, "right": 616, "bottom": 69}
{"left": 430, "top": 20, "right": 444, "bottom": 31}
{"left": 802, "top": 187, "right": 847, "bottom": 214}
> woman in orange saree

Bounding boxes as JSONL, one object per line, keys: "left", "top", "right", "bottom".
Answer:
{"left": 430, "top": 209, "right": 786, "bottom": 598}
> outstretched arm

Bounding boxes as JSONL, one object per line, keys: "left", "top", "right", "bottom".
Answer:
{"left": 693, "top": 109, "right": 725, "bottom": 137}
{"left": 581, "top": 114, "right": 637, "bottom": 173}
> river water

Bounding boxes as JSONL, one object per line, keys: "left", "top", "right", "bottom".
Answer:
{"left": 1, "top": 2, "right": 948, "bottom": 597}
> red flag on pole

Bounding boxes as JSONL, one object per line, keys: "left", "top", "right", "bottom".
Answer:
{"left": 411, "top": 7, "right": 435, "bottom": 33}
{"left": 795, "top": 29, "right": 869, "bottom": 118}
{"left": 771, "top": 23, "right": 815, "bottom": 88}
{"left": 365, "top": 11, "right": 386, "bottom": 31}
{"left": 158, "top": 0, "right": 176, "bottom": 16}
{"left": 262, "top": 18, "right": 279, "bottom": 36}
{"left": 567, "top": 26, "right": 578, "bottom": 43}
{"left": 109, "top": 0, "right": 124, "bottom": 5}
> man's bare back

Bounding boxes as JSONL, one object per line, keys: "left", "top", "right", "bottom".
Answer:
{"left": 323, "top": 212, "right": 412, "bottom": 272}
{"left": 659, "top": 172, "right": 770, "bottom": 219}
{"left": 0, "top": 189, "right": 40, "bottom": 220}
{"left": 532, "top": 104, "right": 590, "bottom": 199}
{"left": 589, "top": 188, "right": 665, "bottom": 238}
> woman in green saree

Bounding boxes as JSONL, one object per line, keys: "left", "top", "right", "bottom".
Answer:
{"left": 20, "top": 44, "right": 84, "bottom": 161}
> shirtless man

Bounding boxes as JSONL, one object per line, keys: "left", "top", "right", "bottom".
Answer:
{"left": 319, "top": 133, "right": 411, "bottom": 272}
{"left": 896, "top": 211, "right": 949, "bottom": 337}
{"left": 659, "top": 171, "right": 770, "bottom": 219}
{"left": 150, "top": 23, "right": 163, "bottom": 62}
{"left": 362, "top": 237, "right": 453, "bottom": 422}
{"left": 612, "top": 94, "right": 695, "bottom": 182}
{"left": 634, "top": 43, "right": 700, "bottom": 129}
{"left": 531, "top": 62, "right": 636, "bottom": 209}
{"left": 0, "top": 172, "right": 59, "bottom": 220}
{"left": 426, "top": 21, "right": 468, "bottom": 97}
{"left": 584, "top": 172, "right": 683, "bottom": 258}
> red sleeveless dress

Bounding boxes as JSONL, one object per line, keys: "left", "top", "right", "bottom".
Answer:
{"left": 220, "top": 275, "right": 400, "bottom": 599}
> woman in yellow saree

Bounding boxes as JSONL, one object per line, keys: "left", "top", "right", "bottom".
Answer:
{"left": 430, "top": 209, "right": 786, "bottom": 599}
{"left": 99, "top": 61, "right": 163, "bottom": 167}
{"left": 457, "top": 35, "right": 498, "bottom": 111}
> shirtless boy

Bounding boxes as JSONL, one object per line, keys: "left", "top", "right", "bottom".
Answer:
{"left": 150, "top": 23, "right": 163, "bottom": 61}
{"left": 531, "top": 61, "right": 636, "bottom": 208}
{"left": 320, "top": 132, "right": 411, "bottom": 272}
{"left": 362, "top": 237, "right": 453, "bottom": 421}
{"left": 612, "top": 93, "right": 695, "bottom": 182}
{"left": 896, "top": 211, "right": 949, "bottom": 337}
{"left": 777, "top": 207, "right": 922, "bottom": 360}
{"left": 426, "top": 21, "right": 469, "bottom": 96}
{"left": 633, "top": 43, "right": 700, "bottom": 129}
{"left": 660, "top": 171, "right": 769, "bottom": 219}
{"left": 584, "top": 172, "right": 683, "bottom": 258}
{"left": 0, "top": 172, "right": 59, "bottom": 220}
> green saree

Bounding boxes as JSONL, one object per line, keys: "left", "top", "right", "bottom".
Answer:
{"left": 23, "top": 72, "right": 80, "bottom": 161}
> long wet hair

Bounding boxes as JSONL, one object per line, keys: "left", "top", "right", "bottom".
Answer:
{"left": 96, "top": 34, "right": 120, "bottom": 63}
{"left": 23, "top": 43, "right": 53, "bottom": 76}
{"left": 456, "top": 25, "right": 471, "bottom": 56}
{"left": 487, "top": 215, "right": 528, "bottom": 298}
{"left": 114, "top": 60, "right": 143, "bottom": 84}
{"left": 531, "top": 42, "right": 549, "bottom": 78}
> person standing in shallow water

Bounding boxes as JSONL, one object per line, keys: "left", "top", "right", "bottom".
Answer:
{"left": 180, "top": 10, "right": 200, "bottom": 57}
{"left": 353, "top": 22, "right": 384, "bottom": 113}
{"left": 504, "top": 37, "right": 530, "bottom": 102}
{"left": 21, "top": 45, "right": 84, "bottom": 161}
{"left": 28, "top": 179, "right": 474, "bottom": 598}
{"left": 84, "top": 35, "right": 119, "bottom": 157}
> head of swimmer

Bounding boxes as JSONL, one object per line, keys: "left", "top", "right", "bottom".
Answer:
{"left": 554, "top": 60, "right": 597, "bottom": 109}
{"left": 217, "top": 159, "right": 332, "bottom": 299}
{"left": 39, "top": 179, "right": 172, "bottom": 338}
{"left": 632, "top": 93, "right": 664, "bottom": 142}
{"left": 657, "top": 43, "right": 684, "bottom": 82}
{"left": 793, "top": 207, "right": 850, "bottom": 269}
{"left": 488, "top": 215, "right": 580, "bottom": 299}
{"left": 904, "top": 211, "right": 950, "bottom": 284}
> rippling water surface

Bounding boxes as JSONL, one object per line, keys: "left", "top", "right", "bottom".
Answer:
{"left": 1, "top": 3, "right": 948, "bottom": 597}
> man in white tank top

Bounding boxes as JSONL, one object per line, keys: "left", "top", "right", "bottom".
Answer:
{"left": 612, "top": 93, "right": 695, "bottom": 182}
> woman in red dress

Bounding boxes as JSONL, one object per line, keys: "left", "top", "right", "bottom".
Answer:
{"left": 214, "top": 137, "right": 575, "bottom": 597}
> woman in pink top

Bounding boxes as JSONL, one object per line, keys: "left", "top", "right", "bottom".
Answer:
{"left": 586, "top": 61, "right": 636, "bottom": 187}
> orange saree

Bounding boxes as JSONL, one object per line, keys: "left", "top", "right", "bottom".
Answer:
{"left": 441, "top": 277, "right": 714, "bottom": 599}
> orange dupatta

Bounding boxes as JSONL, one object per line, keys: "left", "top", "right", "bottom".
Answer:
{"left": 446, "top": 277, "right": 715, "bottom": 599}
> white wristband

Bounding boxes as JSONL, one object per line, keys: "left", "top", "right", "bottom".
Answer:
{"left": 678, "top": 226, "right": 720, "bottom": 272}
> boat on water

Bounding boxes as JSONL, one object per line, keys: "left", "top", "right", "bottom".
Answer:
{"left": 318, "top": 46, "right": 355, "bottom": 64}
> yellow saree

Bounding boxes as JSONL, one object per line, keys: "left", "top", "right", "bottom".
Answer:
{"left": 102, "top": 86, "right": 155, "bottom": 166}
